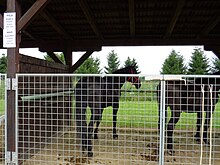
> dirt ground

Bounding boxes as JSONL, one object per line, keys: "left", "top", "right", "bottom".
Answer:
{"left": 21, "top": 128, "right": 220, "bottom": 165}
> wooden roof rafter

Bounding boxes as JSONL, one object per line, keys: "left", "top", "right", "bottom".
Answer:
{"left": 164, "top": 0, "right": 185, "bottom": 38}
{"left": 40, "top": 9, "right": 73, "bottom": 40}
{"left": 128, "top": 0, "right": 135, "bottom": 37}
{"left": 199, "top": 14, "right": 220, "bottom": 38}
{"left": 78, "top": 0, "right": 104, "bottom": 40}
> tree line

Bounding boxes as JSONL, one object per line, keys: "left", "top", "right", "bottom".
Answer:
{"left": 161, "top": 48, "right": 220, "bottom": 74}
{"left": 0, "top": 47, "right": 219, "bottom": 74}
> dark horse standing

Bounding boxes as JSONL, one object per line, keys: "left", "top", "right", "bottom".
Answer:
{"left": 75, "top": 66, "right": 141, "bottom": 157}
{"left": 157, "top": 72, "right": 220, "bottom": 155}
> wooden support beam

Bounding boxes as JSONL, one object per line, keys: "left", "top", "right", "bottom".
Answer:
{"left": 78, "top": 0, "right": 103, "bottom": 40}
{"left": 63, "top": 45, "right": 73, "bottom": 67}
{"left": 17, "top": 0, "right": 49, "bottom": 32}
{"left": 128, "top": 0, "right": 135, "bottom": 36}
{"left": 70, "top": 50, "right": 94, "bottom": 73}
{"left": 164, "top": 0, "right": 185, "bottom": 38}
{"left": 23, "top": 31, "right": 63, "bottom": 64}
{"left": 47, "top": 51, "right": 63, "bottom": 64}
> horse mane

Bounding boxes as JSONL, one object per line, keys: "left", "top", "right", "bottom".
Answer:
{"left": 112, "top": 66, "right": 135, "bottom": 74}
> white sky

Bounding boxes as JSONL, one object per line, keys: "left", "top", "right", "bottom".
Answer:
{"left": 0, "top": 46, "right": 217, "bottom": 74}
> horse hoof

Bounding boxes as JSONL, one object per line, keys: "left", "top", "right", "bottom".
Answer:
{"left": 113, "top": 134, "right": 118, "bottom": 139}
{"left": 94, "top": 134, "right": 98, "bottom": 139}
{"left": 195, "top": 138, "right": 201, "bottom": 144}
{"left": 204, "top": 140, "right": 210, "bottom": 145}
{"left": 88, "top": 152, "right": 93, "bottom": 157}
{"left": 167, "top": 149, "right": 175, "bottom": 155}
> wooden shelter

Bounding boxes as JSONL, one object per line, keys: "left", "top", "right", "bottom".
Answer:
{"left": 0, "top": 0, "right": 220, "bottom": 161}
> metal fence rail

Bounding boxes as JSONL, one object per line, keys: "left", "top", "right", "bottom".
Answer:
{"left": 10, "top": 74, "right": 220, "bottom": 164}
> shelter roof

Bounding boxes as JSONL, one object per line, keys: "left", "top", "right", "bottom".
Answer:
{"left": 0, "top": 0, "right": 220, "bottom": 56}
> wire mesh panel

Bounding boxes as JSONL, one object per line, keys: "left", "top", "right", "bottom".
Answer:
{"left": 160, "top": 75, "right": 220, "bottom": 165}
{"left": 15, "top": 73, "right": 220, "bottom": 165}
{"left": 0, "top": 74, "right": 6, "bottom": 165}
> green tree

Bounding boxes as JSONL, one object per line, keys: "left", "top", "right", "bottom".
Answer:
{"left": 124, "top": 57, "right": 141, "bottom": 73}
{"left": 44, "top": 53, "right": 66, "bottom": 64}
{"left": 104, "top": 50, "right": 120, "bottom": 73}
{"left": 211, "top": 56, "right": 220, "bottom": 73}
{"left": 0, "top": 54, "right": 7, "bottom": 73}
{"left": 187, "top": 48, "right": 210, "bottom": 75}
{"left": 75, "top": 56, "right": 102, "bottom": 74}
{"left": 161, "top": 50, "right": 187, "bottom": 74}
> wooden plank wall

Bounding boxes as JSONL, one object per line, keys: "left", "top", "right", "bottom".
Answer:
{"left": 18, "top": 55, "right": 72, "bottom": 161}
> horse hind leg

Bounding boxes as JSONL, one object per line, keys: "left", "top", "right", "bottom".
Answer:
{"left": 113, "top": 106, "right": 119, "bottom": 139}
{"left": 195, "top": 110, "right": 211, "bottom": 145}
{"left": 94, "top": 120, "right": 101, "bottom": 139}
{"left": 195, "top": 112, "right": 202, "bottom": 143}
{"left": 166, "top": 111, "right": 180, "bottom": 155}
{"left": 75, "top": 102, "right": 88, "bottom": 156}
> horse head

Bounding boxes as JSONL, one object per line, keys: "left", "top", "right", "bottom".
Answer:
{"left": 126, "top": 65, "right": 141, "bottom": 89}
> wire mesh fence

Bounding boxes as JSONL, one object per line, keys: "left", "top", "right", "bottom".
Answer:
{"left": 15, "top": 74, "right": 220, "bottom": 165}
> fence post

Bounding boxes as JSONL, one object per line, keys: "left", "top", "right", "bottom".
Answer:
{"left": 159, "top": 79, "right": 166, "bottom": 165}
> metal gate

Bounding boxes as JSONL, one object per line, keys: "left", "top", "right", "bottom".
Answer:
{"left": 0, "top": 74, "right": 6, "bottom": 165}
{"left": 6, "top": 74, "right": 220, "bottom": 164}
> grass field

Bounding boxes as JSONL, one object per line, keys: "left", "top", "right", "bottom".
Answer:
{"left": 86, "top": 100, "right": 220, "bottom": 130}
{"left": 0, "top": 100, "right": 4, "bottom": 116}
{"left": 0, "top": 97, "right": 219, "bottom": 130}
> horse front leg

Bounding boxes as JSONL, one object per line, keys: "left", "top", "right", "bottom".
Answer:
{"left": 94, "top": 109, "right": 104, "bottom": 139}
{"left": 75, "top": 102, "right": 88, "bottom": 156}
{"left": 87, "top": 114, "right": 95, "bottom": 157}
{"left": 195, "top": 112, "right": 202, "bottom": 143}
{"left": 203, "top": 110, "right": 212, "bottom": 144}
{"left": 167, "top": 111, "right": 180, "bottom": 155}
{"left": 158, "top": 104, "right": 168, "bottom": 134}
{"left": 87, "top": 107, "right": 102, "bottom": 157}
{"left": 113, "top": 104, "right": 119, "bottom": 139}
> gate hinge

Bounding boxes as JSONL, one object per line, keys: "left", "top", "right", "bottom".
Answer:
{"left": 5, "top": 151, "right": 17, "bottom": 164}
{"left": 6, "top": 78, "right": 17, "bottom": 90}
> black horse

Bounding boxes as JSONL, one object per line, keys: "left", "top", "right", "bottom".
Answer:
{"left": 157, "top": 72, "right": 220, "bottom": 155}
{"left": 75, "top": 66, "right": 141, "bottom": 157}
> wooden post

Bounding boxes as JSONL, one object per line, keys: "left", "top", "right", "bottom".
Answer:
{"left": 6, "top": 0, "right": 21, "bottom": 156}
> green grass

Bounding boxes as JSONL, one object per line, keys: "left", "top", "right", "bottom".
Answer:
{"left": 85, "top": 100, "right": 220, "bottom": 130}
{"left": 0, "top": 100, "right": 4, "bottom": 115}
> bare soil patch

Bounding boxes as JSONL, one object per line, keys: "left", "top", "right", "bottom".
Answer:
{"left": 21, "top": 128, "right": 220, "bottom": 165}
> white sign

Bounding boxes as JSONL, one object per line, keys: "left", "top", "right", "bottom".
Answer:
{"left": 3, "top": 12, "right": 16, "bottom": 48}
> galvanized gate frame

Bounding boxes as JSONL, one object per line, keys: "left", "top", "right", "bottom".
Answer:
{"left": 4, "top": 74, "right": 217, "bottom": 165}
{"left": 4, "top": 74, "right": 183, "bottom": 165}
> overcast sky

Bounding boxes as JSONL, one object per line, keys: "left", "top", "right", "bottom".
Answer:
{"left": 0, "top": 46, "right": 216, "bottom": 74}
